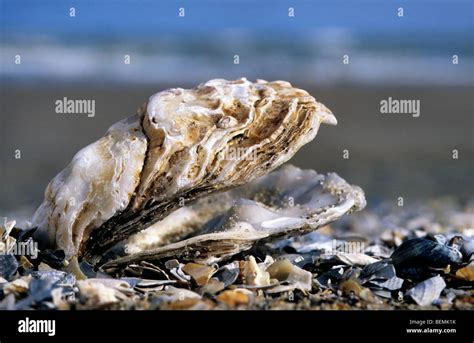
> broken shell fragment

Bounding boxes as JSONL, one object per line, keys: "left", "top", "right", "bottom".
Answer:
{"left": 76, "top": 278, "right": 133, "bottom": 309}
{"left": 153, "top": 286, "right": 201, "bottom": 306}
{"left": 321, "top": 252, "right": 379, "bottom": 267}
{"left": 240, "top": 256, "right": 271, "bottom": 287}
{"left": 214, "top": 261, "right": 240, "bottom": 287}
{"left": 454, "top": 262, "right": 474, "bottom": 282}
{"left": 31, "top": 78, "right": 341, "bottom": 263}
{"left": 368, "top": 276, "right": 404, "bottom": 291}
{"left": 359, "top": 263, "right": 405, "bottom": 292}
{"left": 339, "top": 279, "right": 364, "bottom": 297}
{"left": 198, "top": 278, "right": 225, "bottom": 295}
{"left": 182, "top": 263, "right": 217, "bottom": 286}
{"left": 3, "top": 276, "right": 31, "bottom": 296}
{"left": 216, "top": 288, "right": 253, "bottom": 308}
{"left": 405, "top": 275, "right": 446, "bottom": 307}
{"left": 165, "top": 297, "right": 212, "bottom": 310}
{"left": 0, "top": 254, "right": 18, "bottom": 281}
{"left": 168, "top": 263, "right": 192, "bottom": 285}
{"left": 0, "top": 220, "right": 16, "bottom": 240}
{"left": 123, "top": 261, "right": 169, "bottom": 280}
{"left": 51, "top": 287, "right": 74, "bottom": 310}
{"left": 267, "top": 259, "right": 295, "bottom": 281}
{"left": 266, "top": 258, "right": 313, "bottom": 293}
{"left": 76, "top": 280, "right": 119, "bottom": 306}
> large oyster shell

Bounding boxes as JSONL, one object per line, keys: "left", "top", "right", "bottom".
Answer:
{"left": 32, "top": 78, "right": 338, "bottom": 263}
{"left": 103, "top": 165, "right": 365, "bottom": 272}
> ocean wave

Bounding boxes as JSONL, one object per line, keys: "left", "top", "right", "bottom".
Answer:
{"left": 1, "top": 39, "right": 472, "bottom": 86}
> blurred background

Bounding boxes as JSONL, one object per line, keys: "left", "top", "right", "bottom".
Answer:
{"left": 1, "top": 0, "right": 473, "bottom": 222}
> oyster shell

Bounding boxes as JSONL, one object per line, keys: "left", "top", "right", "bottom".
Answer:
{"left": 32, "top": 78, "right": 340, "bottom": 263}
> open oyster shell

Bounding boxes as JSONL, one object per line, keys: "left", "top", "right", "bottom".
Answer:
{"left": 103, "top": 165, "right": 365, "bottom": 272}
{"left": 31, "top": 78, "right": 339, "bottom": 263}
